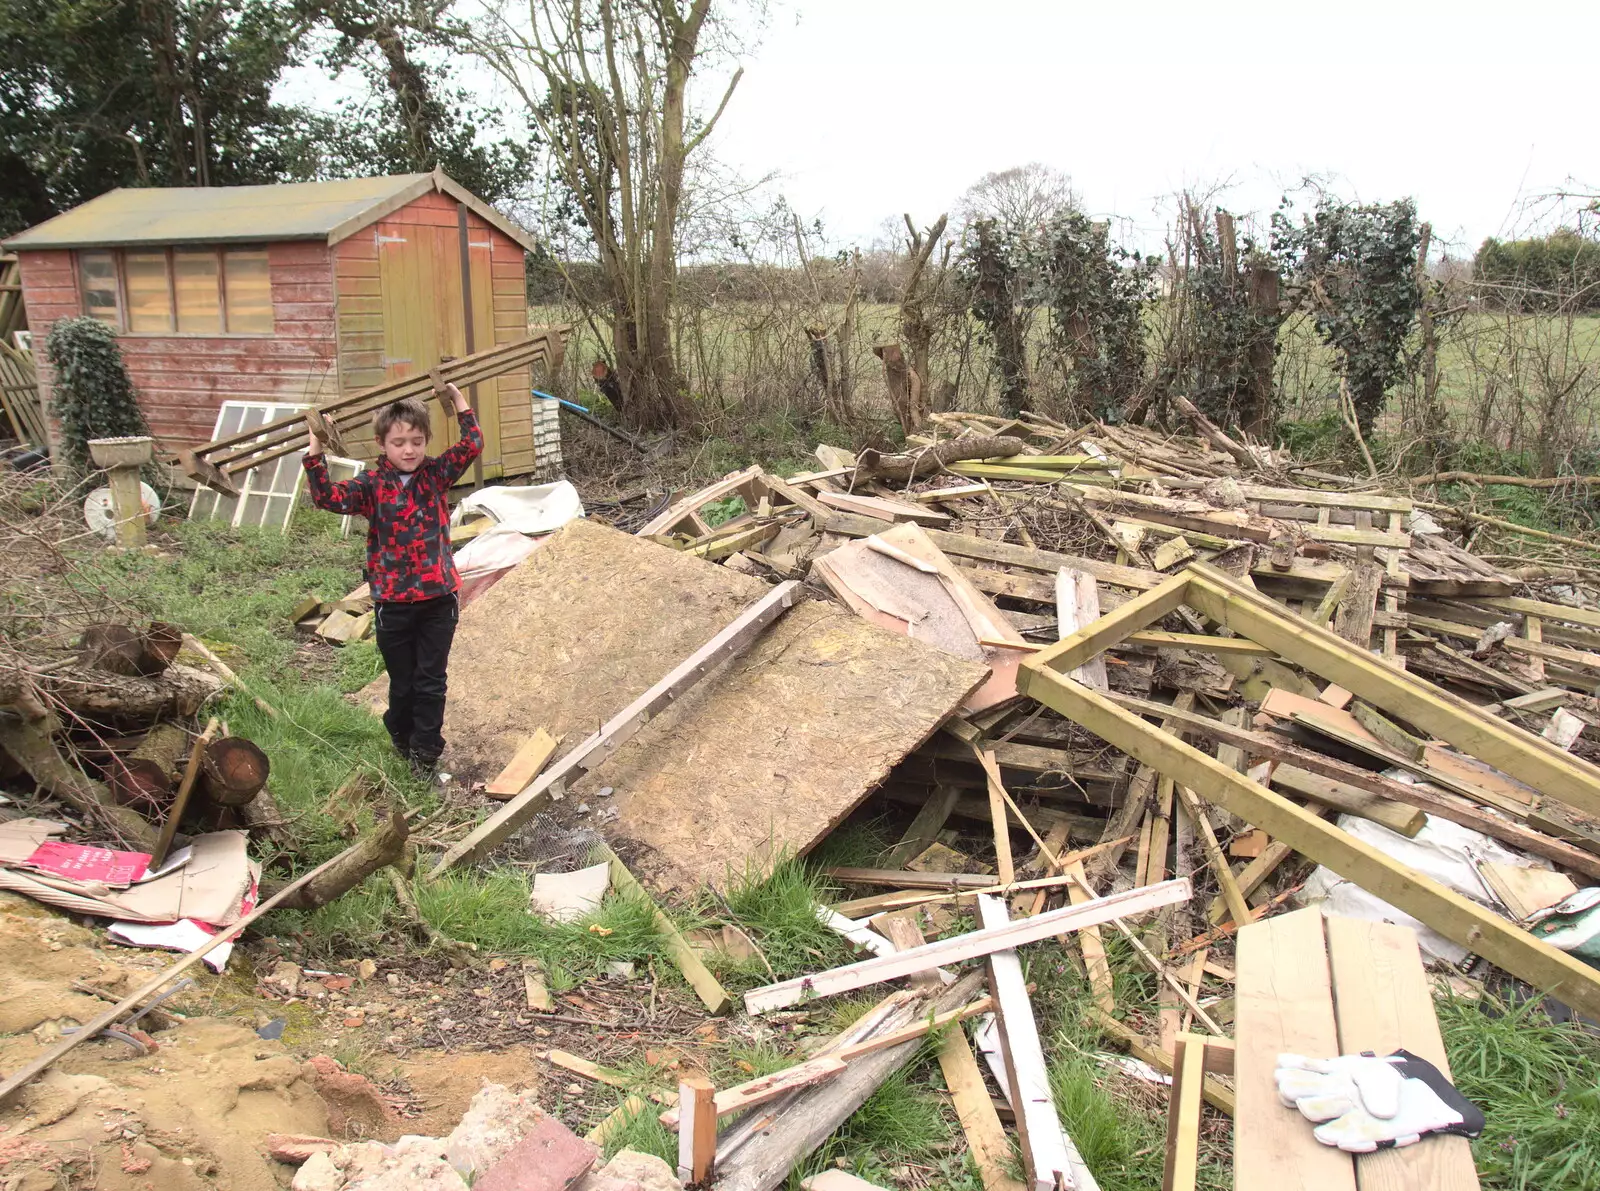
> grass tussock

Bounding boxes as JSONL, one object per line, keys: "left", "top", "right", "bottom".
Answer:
{"left": 716, "top": 854, "right": 852, "bottom": 982}
{"left": 1440, "top": 994, "right": 1600, "bottom": 1191}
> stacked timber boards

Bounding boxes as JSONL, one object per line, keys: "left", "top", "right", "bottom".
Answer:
{"left": 364, "top": 518, "right": 987, "bottom": 891}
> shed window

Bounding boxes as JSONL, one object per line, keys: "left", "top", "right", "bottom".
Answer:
{"left": 174, "top": 249, "right": 222, "bottom": 333}
{"left": 79, "top": 252, "right": 121, "bottom": 326}
{"left": 75, "top": 246, "right": 275, "bottom": 335}
{"left": 125, "top": 252, "right": 174, "bottom": 332}
{"left": 223, "top": 250, "right": 272, "bottom": 333}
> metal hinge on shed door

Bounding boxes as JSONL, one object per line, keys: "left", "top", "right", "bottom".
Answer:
{"left": 374, "top": 231, "right": 407, "bottom": 244}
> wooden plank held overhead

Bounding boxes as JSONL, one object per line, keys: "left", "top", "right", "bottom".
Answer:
{"left": 182, "top": 328, "right": 571, "bottom": 491}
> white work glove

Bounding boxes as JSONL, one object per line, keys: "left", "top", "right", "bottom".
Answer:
{"left": 1275, "top": 1050, "right": 1484, "bottom": 1153}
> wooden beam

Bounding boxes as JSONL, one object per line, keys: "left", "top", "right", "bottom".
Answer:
{"left": 1105, "top": 691, "right": 1600, "bottom": 879}
{"left": 821, "top": 512, "right": 1167, "bottom": 590}
{"left": 429, "top": 581, "right": 798, "bottom": 876}
{"left": 1124, "top": 631, "right": 1274, "bottom": 656}
{"left": 660, "top": 1056, "right": 847, "bottom": 1129}
{"left": 1028, "top": 572, "right": 1192, "bottom": 674}
{"left": 1087, "top": 1009, "right": 1235, "bottom": 1116}
{"left": 1267, "top": 765, "right": 1427, "bottom": 837}
{"left": 743, "top": 879, "right": 1192, "bottom": 1014}
{"left": 977, "top": 894, "right": 1092, "bottom": 1191}
{"left": 596, "top": 844, "right": 731, "bottom": 1015}
{"left": 1174, "top": 785, "right": 1252, "bottom": 927}
{"left": 975, "top": 748, "right": 1016, "bottom": 884}
{"left": 678, "top": 1075, "right": 716, "bottom": 1185}
{"left": 1186, "top": 563, "right": 1600, "bottom": 820}
{"left": 1162, "top": 1033, "right": 1209, "bottom": 1191}
{"left": 937, "top": 1026, "right": 1027, "bottom": 1191}
{"left": 1015, "top": 665, "right": 1600, "bottom": 1021}
{"left": 831, "top": 861, "right": 1131, "bottom": 918}
{"left": 884, "top": 783, "right": 962, "bottom": 868}
{"left": 1065, "top": 860, "right": 1115, "bottom": 1013}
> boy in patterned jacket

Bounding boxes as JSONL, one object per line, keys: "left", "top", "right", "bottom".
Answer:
{"left": 304, "top": 385, "right": 482, "bottom": 773}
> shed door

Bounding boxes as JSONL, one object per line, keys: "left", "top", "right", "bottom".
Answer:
{"left": 376, "top": 219, "right": 500, "bottom": 474}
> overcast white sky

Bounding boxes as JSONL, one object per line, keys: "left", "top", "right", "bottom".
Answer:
{"left": 701, "top": 0, "right": 1600, "bottom": 257}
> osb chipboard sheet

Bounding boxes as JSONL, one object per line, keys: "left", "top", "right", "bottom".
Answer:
{"left": 584, "top": 598, "right": 988, "bottom": 893}
{"left": 361, "top": 517, "right": 769, "bottom": 779}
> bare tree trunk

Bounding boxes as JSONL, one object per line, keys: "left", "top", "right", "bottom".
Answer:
{"left": 1243, "top": 259, "right": 1281, "bottom": 437}
{"left": 1414, "top": 222, "right": 1444, "bottom": 448}
{"left": 470, "top": 0, "right": 740, "bottom": 434}
{"left": 901, "top": 214, "right": 948, "bottom": 403}
{"left": 873, "top": 343, "right": 926, "bottom": 435}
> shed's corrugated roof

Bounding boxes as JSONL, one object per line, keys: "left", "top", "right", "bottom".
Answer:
{"left": 2, "top": 172, "right": 538, "bottom": 253}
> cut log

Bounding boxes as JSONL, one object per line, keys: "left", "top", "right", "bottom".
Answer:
{"left": 0, "top": 714, "right": 157, "bottom": 848}
{"left": 1, "top": 663, "right": 222, "bottom": 726}
{"left": 107, "top": 722, "right": 187, "bottom": 806}
{"left": 854, "top": 436, "right": 1028, "bottom": 483}
{"left": 200, "top": 737, "right": 270, "bottom": 807}
{"left": 75, "top": 622, "right": 183, "bottom": 677}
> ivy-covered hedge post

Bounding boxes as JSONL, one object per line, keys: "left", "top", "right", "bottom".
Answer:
{"left": 1273, "top": 195, "right": 1422, "bottom": 435}
{"left": 960, "top": 219, "right": 1032, "bottom": 416}
{"left": 43, "top": 316, "right": 150, "bottom": 475}
{"left": 1032, "top": 211, "right": 1157, "bottom": 421}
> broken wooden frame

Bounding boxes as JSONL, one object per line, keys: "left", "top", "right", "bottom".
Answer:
{"left": 1014, "top": 561, "right": 1600, "bottom": 1020}
{"left": 428, "top": 580, "right": 800, "bottom": 879}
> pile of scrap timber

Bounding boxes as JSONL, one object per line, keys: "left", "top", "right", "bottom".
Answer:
{"left": 458, "top": 407, "right": 1600, "bottom": 1187}
{"left": 290, "top": 583, "right": 374, "bottom": 645}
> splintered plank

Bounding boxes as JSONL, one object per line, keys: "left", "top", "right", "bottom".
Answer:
{"left": 936, "top": 1026, "right": 1027, "bottom": 1191}
{"left": 977, "top": 894, "right": 1094, "bottom": 1191}
{"left": 1324, "top": 917, "right": 1480, "bottom": 1191}
{"left": 484, "top": 727, "right": 558, "bottom": 800}
{"left": 1235, "top": 908, "right": 1356, "bottom": 1191}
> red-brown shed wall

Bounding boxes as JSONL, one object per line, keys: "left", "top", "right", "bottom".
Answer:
{"left": 19, "top": 241, "right": 339, "bottom": 453}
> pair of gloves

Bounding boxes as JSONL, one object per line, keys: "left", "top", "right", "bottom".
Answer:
{"left": 1274, "top": 1050, "right": 1484, "bottom": 1153}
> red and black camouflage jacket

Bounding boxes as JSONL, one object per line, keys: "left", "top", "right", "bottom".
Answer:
{"left": 302, "top": 410, "right": 483, "bottom": 603}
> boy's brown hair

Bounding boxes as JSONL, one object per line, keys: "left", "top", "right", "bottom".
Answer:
{"left": 374, "top": 397, "right": 432, "bottom": 443}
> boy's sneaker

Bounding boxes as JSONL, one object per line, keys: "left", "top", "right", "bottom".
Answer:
{"left": 409, "top": 753, "right": 441, "bottom": 781}
{"left": 389, "top": 734, "right": 411, "bottom": 758}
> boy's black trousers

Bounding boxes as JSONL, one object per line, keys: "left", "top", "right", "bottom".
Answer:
{"left": 375, "top": 592, "right": 459, "bottom": 762}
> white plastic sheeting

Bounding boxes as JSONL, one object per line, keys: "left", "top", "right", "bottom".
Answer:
{"left": 1302, "top": 813, "right": 1543, "bottom": 964}
{"left": 449, "top": 479, "right": 583, "bottom": 536}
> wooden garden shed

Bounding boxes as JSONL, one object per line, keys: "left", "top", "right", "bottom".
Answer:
{"left": 3, "top": 171, "right": 546, "bottom": 478}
